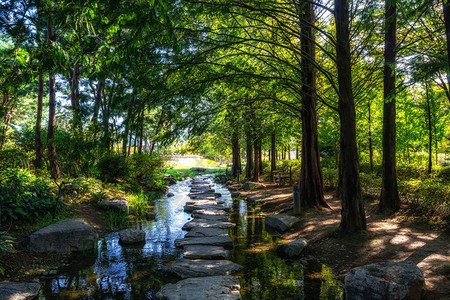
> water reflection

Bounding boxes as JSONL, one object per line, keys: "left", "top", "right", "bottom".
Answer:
{"left": 41, "top": 176, "right": 342, "bottom": 299}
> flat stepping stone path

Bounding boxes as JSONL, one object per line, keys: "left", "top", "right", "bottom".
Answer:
{"left": 185, "top": 227, "right": 229, "bottom": 237}
{"left": 182, "top": 219, "right": 235, "bottom": 231}
{"left": 183, "top": 245, "right": 228, "bottom": 259}
{"left": 175, "top": 236, "right": 233, "bottom": 248}
{"left": 158, "top": 177, "right": 242, "bottom": 298}
{"left": 156, "top": 276, "right": 241, "bottom": 300}
{"left": 165, "top": 259, "right": 243, "bottom": 279}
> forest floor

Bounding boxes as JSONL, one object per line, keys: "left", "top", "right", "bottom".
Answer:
{"left": 236, "top": 181, "right": 450, "bottom": 300}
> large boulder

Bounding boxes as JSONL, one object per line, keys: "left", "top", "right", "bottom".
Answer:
{"left": 344, "top": 260, "right": 426, "bottom": 300}
{"left": 165, "top": 259, "right": 243, "bottom": 279}
{"left": 156, "top": 276, "right": 241, "bottom": 300}
{"left": 0, "top": 282, "right": 41, "bottom": 300}
{"left": 276, "top": 238, "right": 308, "bottom": 258}
{"left": 99, "top": 197, "right": 129, "bottom": 212}
{"left": 264, "top": 214, "right": 300, "bottom": 233}
{"left": 26, "top": 219, "right": 98, "bottom": 253}
{"left": 119, "top": 229, "right": 146, "bottom": 244}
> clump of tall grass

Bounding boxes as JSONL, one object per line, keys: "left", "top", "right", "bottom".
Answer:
{"left": 128, "top": 193, "right": 150, "bottom": 219}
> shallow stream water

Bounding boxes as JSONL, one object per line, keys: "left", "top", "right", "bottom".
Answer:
{"left": 40, "top": 177, "right": 343, "bottom": 299}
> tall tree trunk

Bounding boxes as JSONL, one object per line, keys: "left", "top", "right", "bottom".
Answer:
{"left": 443, "top": 0, "right": 450, "bottom": 90}
{"left": 271, "top": 132, "right": 276, "bottom": 172}
{"left": 288, "top": 145, "right": 291, "bottom": 160}
{"left": 91, "top": 79, "right": 104, "bottom": 136}
{"left": 70, "top": 64, "right": 81, "bottom": 133}
{"left": 122, "top": 96, "right": 135, "bottom": 155}
{"left": 150, "top": 107, "right": 165, "bottom": 156}
{"left": 0, "top": 94, "right": 15, "bottom": 149}
{"left": 380, "top": 0, "right": 400, "bottom": 213}
{"left": 34, "top": 74, "right": 44, "bottom": 169}
{"left": 368, "top": 101, "right": 374, "bottom": 172}
{"left": 426, "top": 82, "right": 433, "bottom": 175}
{"left": 296, "top": 145, "right": 299, "bottom": 159}
{"left": 259, "top": 144, "right": 263, "bottom": 175}
{"left": 231, "top": 130, "right": 241, "bottom": 177}
{"left": 335, "top": 0, "right": 366, "bottom": 232}
{"left": 46, "top": 13, "right": 60, "bottom": 179}
{"left": 253, "top": 138, "right": 260, "bottom": 182}
{"left": 246, "top": 131, "right": 253, "bottom": 179}
{"left": 299, "top": 0, "right": 328, "bottom": 208}
{"left": 138, "top": 110, "right": 144, "bottom": 154}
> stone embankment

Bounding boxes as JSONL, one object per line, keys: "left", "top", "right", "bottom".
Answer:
{"left": 157, "top": 177, "right": 242, "bottom": 300}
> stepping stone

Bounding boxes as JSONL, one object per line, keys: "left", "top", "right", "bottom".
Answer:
{"left": 276, "top": 238, "right": 308, "bottom": 258}
{"left": 0, "top": 282, "right": 41, "bottom": 300}
{"left": 26, "top": 219, "right": 98, "bottom": 253}
{"left": 165, "top": 259, "right": 243, "bottom": 278}
{"left": 185, "top": 227, "right": 229, "bottom": 237}
{"left": 192, "top": 213, "right": 229, "bottom": 221}
{"left": 193, "top": 209, "right": 228, "bottom": 216}
{"left": 156, "top": 276, "right": 241, "bottom": 300}
{"left": 186, "top": 200, "right": 219, "bottom": 206}
{"left": 182, "top": 219, "right": 235, "bottom": 231}
{"left": 184, "top": 205, "right": 230, "bottom": 213}
{"left": 183, "top": 245, "right": 228, "bottom": 259}
{"left": 175, "top": 236, "right": 233, "bottom": 248}
{"left": 265, "top": 214, "right": 300, "bottom": 233}
{"left": 189, "top": 194, "right": 216, "bottom": 199}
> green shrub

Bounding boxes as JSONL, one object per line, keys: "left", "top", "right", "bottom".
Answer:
{"left": 106, "top": 209, "right": 127, "bottom": 230}
{"left": 128, "top": 153, "right": 166, "bottom": 180}
{"left": 322, "top": 168, "right": 338, "bottom": 187}
{"left": 0, "top": 148, "right": 30, "bottom": 170}
{"left": 0, "top": 168, "right": 56, "bottom": 223}
{"left": 0, "top": 231, "right": 15, "bottom": 275}
{"left": 90, "top": 191, "right": 108, "bottom": 203}
{"left": 97, "top": 153, "right": 129, "bottom": 182}
{"left": 128, "top": 193, "right": 149, "bottom": 219}
{"left": 61, "top": 177, "right": 103, "bottom": 202}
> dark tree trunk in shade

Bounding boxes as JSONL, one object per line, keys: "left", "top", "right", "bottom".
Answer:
{"left": 122, "top": 96, "right": 135, "bottom": 155}
{"left": 426, "top": 82, "right": 433, "bottom": 175}
{"left": 271, "top": 133, "right": 276, "bottom": 172}
{"left": 46, "top": 15, "right": 60, "bottom": 180}
{"left": 231, "top": 131, "right": 241, "bottom": 177}
{"left": 246, "top": 131, "right": 253, "bottom": 179}
{"left": 34, "top": 74, "right": 44, "bottom": 169}
{"left": 138, "top": 111, "right": 144, "bottom": 154}
{"left": 443, "top": 0, "right": 450, "bottom": 90}
{"left": 299, "top": 0, "right": 328, "bottom": 208}
{"left": 296, "top": 145, "right": 299, "bottom": 159}
{"left": 259, "top": 144, "right": 263, "bottom": 175}
{"left": 253, "top": 139, "right": 262, "bottom": 181}
{"left": 91, "top": 79, "right": 104, "bottom": 135}
{"left": 368, "top": 101, "right": 374, "bottom": 172}
{"left": 335, "top": 0, "right": 366, "bottom": 232}
{"left": 379, "top": 0, "right": 400, "bottom": 214}
{"left": 70, "top": 64, "right": 81, "bottom": 132}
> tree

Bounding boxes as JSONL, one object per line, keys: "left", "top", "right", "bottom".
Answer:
{"left": 335, "top": 0, "right": 366, "bottom": 232}
{"left": 379, "top": 0, "right": 401, "bottom": 213}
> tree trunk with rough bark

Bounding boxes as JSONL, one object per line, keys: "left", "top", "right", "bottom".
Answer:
{"left": 231, "top": 131, "right": 241, "bottom": 177}
{"left": 35, "top": 74, "right": 44, "bottom": 169}
{"left": 380, "top": 0, "right": 400, "bottom": 213}
{"left": 246, "top": 131, "right": 253, "bottom": 179}
{"left": 335, "top": 0, "right": 366, "bottom": 232}
{"left": 271, "top": 133, "right": 276, "bottom": 172}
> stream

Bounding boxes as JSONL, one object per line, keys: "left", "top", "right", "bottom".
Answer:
{"left": 40, "top": 176, "right": 343, "bottom": 299}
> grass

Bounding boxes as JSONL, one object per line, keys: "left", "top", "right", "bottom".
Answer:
{"left": 128, "top": 193, "right": 150, "bottom": 219}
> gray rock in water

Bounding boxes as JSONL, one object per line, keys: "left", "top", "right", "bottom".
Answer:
{"left": 166, "top": 192, "right": 175, "bottom": 197}
{"left": 186, "top": 200, "right": 219, "bottom": 206}
{"left": 185, "top": 227, "right": 229, "bottom": 238}
{"left": 192, "top": 209, "right": 228, "bottom": 216}
{"left": 184, "top": 205, "right": 230, "bottom": 213}
{"left": 175, "top": 236, "right": 233, "bottom": 248}
{"left": 0, "top": 282, "right": 41, "bottom": 300}
{"left": 156, "top": 275, "right": 241, "bottom": 300}
{"left": 344, "top": 260, "right": 426, "bottom": 300}
{"left": 119, "top": 229, "right": 145, "bottom": 244}
{"left": 182, "top": 219, "right": 235, "bottom": 231}
{"left": 99, "top": 197, "right": 129, "bottom": 212}
{"left": 276, "top": 238, "right": 307, "bottom": 258}
{"left": 165, "top": 259, "right": 243, "bottom": 279}
{"left": 26, "top": 219, "right": 98, "bottom": 253}
{"left": 265, "top": 214, "right": 300, "bottom": 233}
{"left": 145, "top": 212, "right": 156, "bottom": 220}
{"left": 192, "top": 213, "right": 229, "bottom": 221}
{"left": 189, "top": 194, "right": 216, "bottom": 200}
{"left": 183, "top": 245, "right": 228, "bottom": 260}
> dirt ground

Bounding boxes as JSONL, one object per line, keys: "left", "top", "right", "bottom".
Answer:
{"left": 236, "top": 182, "right": 450, "bottom": 300}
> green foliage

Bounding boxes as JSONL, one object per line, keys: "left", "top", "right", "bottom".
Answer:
{"left": 0, "top": 231, "right": 15, "bottom": 275}
{"left": 0, "top": 148, "right": 31, "bottom": 171}
{"left": 0, "top": 168, "right": 56, "bottom": 223}
{"left": 128, "top": 153, "right": 166, "bottom": 180}
{"left": 106, "top": 209, "right": 127, "bottom": 230}
{"left": 97, "top": 153, "right": 130, "bottom": 182}
{"left": 61, "top": 177, "right": 103, "bottom": 202}
{"left": 90, "top": 191, "right": 108, "bottom": 203}
{"left": 128, "top": 193, "right": 150, "bottom": 219}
